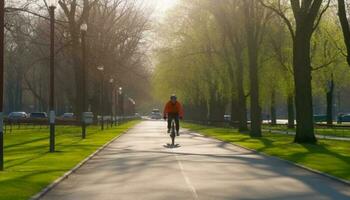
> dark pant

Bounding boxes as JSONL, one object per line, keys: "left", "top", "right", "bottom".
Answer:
{"left": 168, "top": 114, "right": 180, "bottom": 132}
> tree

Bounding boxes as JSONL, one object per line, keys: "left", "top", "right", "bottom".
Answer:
{"left": 311, "top": 18, "right": 343, "bottom": 125}
{"left": 242, "top": 0, "right": 271, "bottom": 137}
{"left": 268, "top": 17, "right": 295, "bottom": 128}
{"left": 153, "top": 0, "right": 231, "bottom": 122}
{"left": 208, "top": 0, "right": 248, "bottom": 131}
{"left": 261, "top": 0, "right": 330, "bottom": 143}
{"left": 3, "top": 0, "right": 152, "bottom": 114}
{"left": 153, "top": 0, "right": 350, "bottom": 140}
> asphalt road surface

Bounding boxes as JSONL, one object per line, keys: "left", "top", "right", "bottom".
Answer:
{"left": 40, "top": 120, "right": 350, "bottom": 200}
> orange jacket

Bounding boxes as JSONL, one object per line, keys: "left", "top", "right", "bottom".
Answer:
{"left": 163, "top": 101, "right": 184, "bottom": 118}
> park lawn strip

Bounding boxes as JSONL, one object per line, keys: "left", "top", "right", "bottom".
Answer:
{"left": 262, "top": 124, "right": 350, "bottom": 138}
{"left": 0, "top": 121, "right": 139, "bottom": 200}
{"left": 314, "top": 128, "right": 350, "bottom": 138}
{"left": 183, "top": 123, "right": 350, "bottom": 182}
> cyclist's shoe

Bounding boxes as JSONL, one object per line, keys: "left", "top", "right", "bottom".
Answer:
{"left": 167, "top": 129, "right": 170, "bottom": 133}
{"left": 176, "top": 131, "right": 180, "bottom": 136}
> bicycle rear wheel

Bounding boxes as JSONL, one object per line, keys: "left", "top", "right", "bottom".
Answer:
{"left": 171, "top": 134, "right": 175, "bottom": 146}
{"left": 170, "top": 120, "right": 176, "bottom": 146}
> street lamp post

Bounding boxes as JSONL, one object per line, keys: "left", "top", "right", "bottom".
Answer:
{"left": 49, "top": 0, "right": 57, "bottom": 153}
{"left": 114, "top": 86, "right": 118, "bottom": 126}
{"left": 0, "top": 0, "right": 5, "bottom": 170}
{"left": 109, "top": 78, "right": 114, "bottom": 127}
{"left": 116, "top": 87, "right": 122, "bottom": 126}
{"left": 118, "top": 87, "right": 123, "bottom": 120}
{"left": 97, "top": 65, "right": 104, "bottom": 130}
{"left": 80, "top": 22, "right": 88, "bottom": 139}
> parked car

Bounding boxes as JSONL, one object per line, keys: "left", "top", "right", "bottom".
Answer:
{"left": 313, "top": 114, "right": 327, "bottom": 123}
{"left": 8, "top": 112, "right": 28, "bottom": 120}
{"left": 337, "top": 114, "right": 350, "bottom": 124}
{"left": 61, "top": 113, "right": 75, "bottom": 119}
{"left": 150, "top": 109, "right": 162, "bottom": 120}
{"left": 30, "top": 112, "right": 48, "bottom": 119}
{"left": 224, "top": 114, "right": 231, "bottom": 122}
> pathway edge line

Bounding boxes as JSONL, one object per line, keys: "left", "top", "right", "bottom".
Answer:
{"left": 30, "top": 126, "right": 134, "bottom": 200}
{"left": 187, "top": 129, "right": 350, "bottom": 186}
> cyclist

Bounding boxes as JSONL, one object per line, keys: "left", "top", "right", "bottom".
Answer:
{"left": 163, "top": 95, "right": 184, "bottom": 136}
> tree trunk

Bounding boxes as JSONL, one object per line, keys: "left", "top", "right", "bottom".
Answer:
{"left": 293, "top": 27, "right": 316, "bottom": 143}
{"left": 247, "top": 37, "right": 262, "bottom": 137}
{"left": 326, "top": 91, "right": 333, "bottom": 125}
{"left": 209, "top": 93, "right": 225, "bottom": 122}
{"left": 71, "top": 28, "right": 83, "bottom": 120}
{"left": 231, "top": 95, "right": 240, "bottom": 123}
{"left": 326, "top": 76, "right": 334, "bottom": 125}
{"left": 197, "top": 103, "right": 208, "bottom": 122}
{"left": 287, "top": 94, "right": 295, "bottom": 129}
{"left": 270, "top": 89, "right": 277, "bottom": 125}
{"left": 15, "top": 78, "right": 22, "bottom": 110}
{"left": 185, "top": 103, "right": 207, "bottom": 122}
{"left": 6, "top": 85, "right": 14, "bottom": 113}
{"left": 244, "top": 0, "right": 262, "bottom": 137}
{"left": 235, "top": 49, "right": 248, "bottom": 132}
{"left": 337, "top": 0, "right": 350, "bottom": 66}
{"left": 337, "top": 91, "right": 341, "bottom": 115}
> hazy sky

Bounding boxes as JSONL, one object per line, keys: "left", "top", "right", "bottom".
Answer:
{"left": 148, "top": 0, "right": 178, "bottom": 17}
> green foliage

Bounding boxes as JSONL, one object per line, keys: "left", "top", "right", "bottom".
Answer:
{"left": 152, "top": 1, "right": 243, "bottom": 115}
{"left": 153, "top": 0, "right": 350, "bottom": 121}
{"left": 0, "top": 121, "right": 139, "bottom": 200}
{"left": 312, "top": 14, "right": 350, "bottom": 95}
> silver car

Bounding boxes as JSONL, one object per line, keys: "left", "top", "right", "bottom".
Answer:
{"left": 62, "top": 113, "right": 75, "bottom": 119}
{"left": 150, "top": 109, "right": 162, "bottom": 120}
{"left": 8, "top": 112, "right": 28, "bottom": 120}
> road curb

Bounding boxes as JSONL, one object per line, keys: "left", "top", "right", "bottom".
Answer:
{"left": 187, "top": 130, "right": 350, "bottom": 187}
{"left": 30, "top": 127, "right": 133, "bottom": 200}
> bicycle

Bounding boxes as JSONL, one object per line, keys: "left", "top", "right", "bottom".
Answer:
{"left": 170, "top": 118, "right": 176, "bottom": 147}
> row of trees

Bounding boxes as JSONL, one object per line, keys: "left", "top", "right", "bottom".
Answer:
{"left": 152, "top": 0, "right": 350, "bottom": 143}
{"left": 4, "top": 0, "right": 152, "bottom": 116}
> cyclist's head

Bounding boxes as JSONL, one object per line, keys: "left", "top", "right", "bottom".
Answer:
{"left": 170, "top": 94, "right": 177, "bottom": 102}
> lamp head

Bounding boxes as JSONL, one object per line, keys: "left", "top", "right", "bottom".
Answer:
{"left": 97, "top": 65, "right": 104, "bottom": 71}
{"left": 80, "top": 22, "right": 88, "bottom": 32}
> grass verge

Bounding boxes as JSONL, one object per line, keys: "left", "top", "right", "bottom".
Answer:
{"left": 184, "top": 122, "right": 350, "bottom": 182}
{"left": 262, "top": 124, "right": 350, "bottom": 138}
{"left": 0, "top": 120, "right": 139, "bottom": 200}
{"left": 314, "top": 128, "right": 350, "bottom": 138}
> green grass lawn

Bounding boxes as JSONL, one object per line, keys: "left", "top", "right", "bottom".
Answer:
{"left": 262, "top": 124, "right": 350, "bottom": 138}
{"left": 314, "top": 128, "right": 350, "bottom": 138}
{"left": 184, "top": 123, "right": 350, "bottom": 182}
{"left": 0, "top": 121, "right": 139, "bottom": 200}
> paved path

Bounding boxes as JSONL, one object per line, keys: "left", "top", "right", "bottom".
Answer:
{"left": 41, "top": 121, "right": 350, "bottom": 200}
